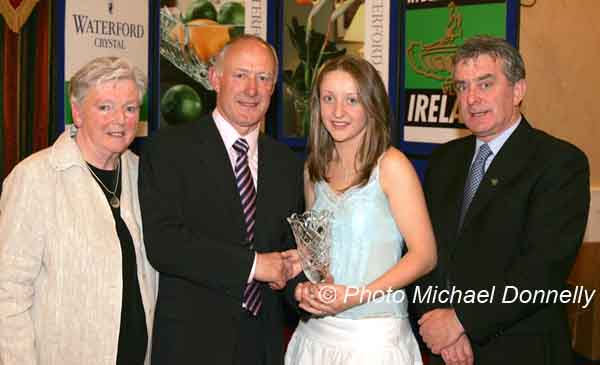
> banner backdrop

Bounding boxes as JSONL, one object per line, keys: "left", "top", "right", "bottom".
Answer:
{"left": 244, "top": 0, "right": 268, "bottom": 39}
{"left": 401, "top": 0, "right": 517, "bottom": 146}
{"left": 158, "top": 0, "right": 269, "bottom": 130}
{"left": 364, "top": 0, "right": 391, "bottom": 92}
{"left": 56, "top": 0, "right": 150, "bottom": 136}
{"left": 277, "top": 0, "right": 396, "bottom": 151}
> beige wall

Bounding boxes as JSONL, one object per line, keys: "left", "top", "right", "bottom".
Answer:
{"left": 519, "top": 0, "right": 600, "bottom": 186}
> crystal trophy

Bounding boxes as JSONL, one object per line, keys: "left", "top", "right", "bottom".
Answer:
{"left": 287, "top": 210, "right": 333, "bottom": 283}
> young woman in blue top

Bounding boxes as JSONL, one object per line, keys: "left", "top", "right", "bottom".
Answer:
{"left": 285, "top": 55, "right": 437, "bottom": 365}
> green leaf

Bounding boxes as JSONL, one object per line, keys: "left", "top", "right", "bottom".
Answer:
{"left": 285, "top": 12, "right": 347, "bottom": 94}
{"left": 287, "top": 17, "right": 307, "bottom": 59}
{"left": 283, "top": 69, "right": 294, "bottom": 86}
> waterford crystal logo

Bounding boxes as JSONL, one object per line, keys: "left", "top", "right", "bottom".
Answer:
{"left": 108, "top": 0, "right": 114, "bottom": 15}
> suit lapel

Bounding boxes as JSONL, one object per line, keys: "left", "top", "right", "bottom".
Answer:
{"left": 459, "top": 120, "right": 536, "bottom": 233}
{"left": 254, "top": 135, "right": 275, "bottom": 252}
{"left": 196, "top": 118, "right": 246, "bottom": 241}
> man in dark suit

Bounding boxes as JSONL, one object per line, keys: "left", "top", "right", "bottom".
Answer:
{"left": 417, "top": 36, "right": 590, "bottom": 365}
{"left": 139, "top": 35, "right": 304, "bottom": 365}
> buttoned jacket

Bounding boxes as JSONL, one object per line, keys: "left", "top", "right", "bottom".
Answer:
{"left": 421, "top": 119, "right": 590, "bottom": 365}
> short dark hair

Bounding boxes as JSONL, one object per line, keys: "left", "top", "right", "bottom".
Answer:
{"left": 453, "top": 35, "right": 525, "bottom": 84}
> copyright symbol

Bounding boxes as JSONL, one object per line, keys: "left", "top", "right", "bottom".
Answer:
{"left": 318, "top": 286, "right": 336, "bottom": 304}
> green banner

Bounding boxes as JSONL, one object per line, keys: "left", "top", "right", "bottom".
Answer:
{"left": 403, "top": 0, "right": 508, "bottom": 144}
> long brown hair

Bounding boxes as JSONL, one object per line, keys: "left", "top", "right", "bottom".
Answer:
{"left": 306, "top": 55, "right": 391, "bottom": 187}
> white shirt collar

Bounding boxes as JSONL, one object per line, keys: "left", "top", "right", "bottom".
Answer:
{"left": 212, "top": 109, "right": 259, "bottom": 159}
{"left": 475, "top": 116, "right": 522, "bottom": 156}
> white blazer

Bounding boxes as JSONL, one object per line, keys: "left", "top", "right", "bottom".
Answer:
{"left": 0, "top": 127, "right": 158, "bottom": 365}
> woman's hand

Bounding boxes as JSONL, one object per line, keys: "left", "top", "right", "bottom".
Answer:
{"left": 296, "top": 276, "right": 360, "bottom": 316}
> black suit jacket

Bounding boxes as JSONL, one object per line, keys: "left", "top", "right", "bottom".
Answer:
{"left": 420, "top": 118, "right": 589, "bottom": 365}
{"left": 139, "top": 115, "right": 304, "bottom": 365}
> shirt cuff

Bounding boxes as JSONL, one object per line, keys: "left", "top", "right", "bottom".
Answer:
{"left": 248, "top": 253, "right": 257, "bottom": 283}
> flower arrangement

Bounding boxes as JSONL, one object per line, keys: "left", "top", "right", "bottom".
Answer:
{"left": 284, "top": 0, "right": 358, "bottom": 136}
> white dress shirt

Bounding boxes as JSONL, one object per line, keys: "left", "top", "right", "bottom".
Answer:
{"left": 473, "top": 116, "right": 522, "bottom": 172}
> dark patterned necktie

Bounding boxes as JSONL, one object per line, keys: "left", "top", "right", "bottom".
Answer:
{"left": 233, "top": 138, "right": 262, "bottom": 316}
{"left": 459, "top": 143, "right": 492, "bottom": 228}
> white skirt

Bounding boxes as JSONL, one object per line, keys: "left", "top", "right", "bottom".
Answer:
{"left": 284, "top": 316, "right": 423, "bottom": 365}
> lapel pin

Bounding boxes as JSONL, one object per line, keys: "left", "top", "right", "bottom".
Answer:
{"left": 491, "top": 178, "right": 499, "bottom": 186}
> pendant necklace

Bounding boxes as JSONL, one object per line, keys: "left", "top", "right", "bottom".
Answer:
{"left": 87, "top": 158, "right": 121, "bottom": 208}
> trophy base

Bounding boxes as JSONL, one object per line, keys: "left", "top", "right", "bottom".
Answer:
{"left": 303, "top": 268, "right": 324, "bottom": 283}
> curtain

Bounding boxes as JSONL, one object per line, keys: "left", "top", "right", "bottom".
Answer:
{"left": 0, "top": 0, "right": 51, "bottom": 179}
{"left": 0, "top": 0, "right": 41, "bottom": 33}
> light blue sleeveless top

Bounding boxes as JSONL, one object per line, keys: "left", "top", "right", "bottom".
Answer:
{"left": 312, "top": 161, "right": 408, "bottom": 319}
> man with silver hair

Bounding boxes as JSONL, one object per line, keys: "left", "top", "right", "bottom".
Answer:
{"left": 140, "top": 35, "right": 305, "bottom": 365}
{"left": 417, "top": 36, "right": 589, "bottom": 365}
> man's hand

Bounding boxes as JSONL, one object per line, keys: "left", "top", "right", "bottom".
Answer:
{"left": 419, "top": 308, "right": 465, "bottom": 354}
{"left": 441, "top": 333, "right": 474, "bottom": 365}
{"left": 259, "top": 249, "right": 305, "bottom": 290}
{"left": 254, "top": 252, "right": 288, "bottom": 288}
{"left": 281, "top": 249, "right": 303, "bottom": 279}
{"left": 257, "top": 250, "right": 306, "bottom": 290}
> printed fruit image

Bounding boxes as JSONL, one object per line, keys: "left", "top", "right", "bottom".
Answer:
{"left": 182, "top": 0, "right": 217, "bottom": 23}
{"left": 228, "top": 26, "right": 244, "bottom": 39}
{"left": 217, "top": 2, "right": 245, "bottom": 26}
{"left": 160, "top": 84, "right": 203, "bottom": 125}
{"left": 170, "top": 18, "right": 230, "bottom": 62}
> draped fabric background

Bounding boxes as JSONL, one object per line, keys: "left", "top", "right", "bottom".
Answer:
{"left": 0, "top": 0, "right": 41, "bottom": 33}
{"left": 0, "top": 0, "right": 52, "bottom": 179}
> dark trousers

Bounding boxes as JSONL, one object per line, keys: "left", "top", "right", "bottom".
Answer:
{"left": 234, "top": 310, "right": 266, "bottom": 365}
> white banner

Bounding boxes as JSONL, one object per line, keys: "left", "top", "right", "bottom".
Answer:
{"left": 404, "top": 126, "right": 470, "bottom": 144}
{"left": 244, "top": 0, "right": 267, "bottom": 40}
{"left": 64, "top": 0, "right": 149, "bottom": 135}
{"left": 364, "top": 0, "right": 390, "bottom": 92}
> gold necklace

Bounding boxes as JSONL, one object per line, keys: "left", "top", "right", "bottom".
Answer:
{"left": 87, "top": 158, "right": 121, "bottom": 208}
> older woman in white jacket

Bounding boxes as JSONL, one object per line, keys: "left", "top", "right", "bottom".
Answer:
{"left": 0, "top": 56, "right": 157, "bottom": 365}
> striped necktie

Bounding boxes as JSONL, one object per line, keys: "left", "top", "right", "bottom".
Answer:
{"left": 233, "top": 138, "right": 261, "bottom": 316}
{"left": 459, "top": 143, "right": 492, "bottom": 229}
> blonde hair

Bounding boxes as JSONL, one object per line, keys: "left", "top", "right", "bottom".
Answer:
{"left": 306, "top": 55, "right": 391, "bottom": 187}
